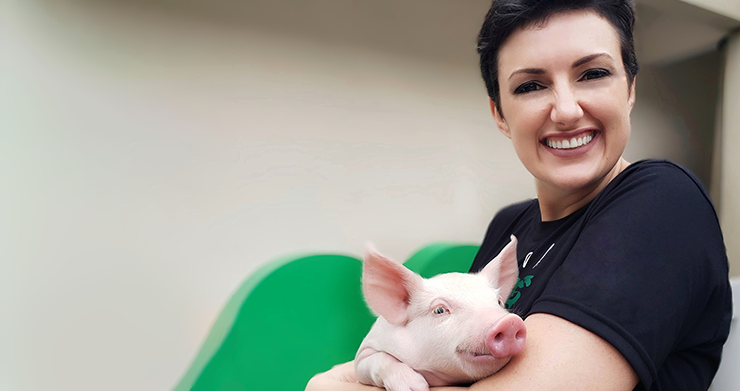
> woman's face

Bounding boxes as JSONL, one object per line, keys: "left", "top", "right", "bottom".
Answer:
{"left": 493, "top": 10, "right": 635, "bottom": 199}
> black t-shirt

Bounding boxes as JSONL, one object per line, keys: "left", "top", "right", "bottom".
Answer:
{"left": 469, "top": 160, "right": 733, "bottom": 391}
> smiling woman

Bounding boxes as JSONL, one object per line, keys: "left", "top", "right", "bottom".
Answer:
{"left": 306, "top": 1, "right": 732, "bottom": 391}
{"left": 491, "top": 10, "right": 635, "bottom": 221}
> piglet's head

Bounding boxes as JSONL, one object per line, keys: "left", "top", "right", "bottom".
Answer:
{"left": 359, "top": 237, "right": 524, "bottom": 385}
{"left": 361, "top": 245, "right": 424, "bottom": 326}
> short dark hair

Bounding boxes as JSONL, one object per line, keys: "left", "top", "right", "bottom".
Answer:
{"left": 477, "top": 0, "right": 639, "bottom": 115}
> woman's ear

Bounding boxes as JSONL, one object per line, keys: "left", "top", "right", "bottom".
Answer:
{"left": 490, "top": 98, "right": 511, "bottom": 139}
{"left": 627, "top": 77, "right": 637, "bottom": 112}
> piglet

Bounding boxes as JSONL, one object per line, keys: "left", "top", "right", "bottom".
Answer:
{"left": 355, "top": 236, "right": 525, "bottom": 391}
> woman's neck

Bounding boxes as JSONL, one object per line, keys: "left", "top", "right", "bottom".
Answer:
{"left": 537, "top": 158, "right": 631, "bottom": 222}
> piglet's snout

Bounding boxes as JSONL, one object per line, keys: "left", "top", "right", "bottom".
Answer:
{"left": 485, "top": 314, "right": 526, "bottom": 358}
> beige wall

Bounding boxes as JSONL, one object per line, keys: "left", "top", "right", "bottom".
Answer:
{"left": 719, "top": 31, "right": 740, "bottom": 277}
{"left": 1, "top": 1, "right": 732, "bottom": 390}
{"left": 628, "top": 50, "right": 722, "bottom": 188}
{"left": 680, "top": 0, "right": 740, "bottom": 22}
{"left": 2, "top": 2, "right": 527, "bottom": 390}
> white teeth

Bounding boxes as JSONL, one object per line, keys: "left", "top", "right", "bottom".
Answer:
{"left": 546, "top": 134, "right": 593, "bottom": 150}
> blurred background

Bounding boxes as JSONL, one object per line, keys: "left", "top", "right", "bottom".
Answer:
{"left": 2, "top": 0, "right": 739, "bottom": 390}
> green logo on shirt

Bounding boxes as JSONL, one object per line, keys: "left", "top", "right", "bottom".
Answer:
{"left": 506, "top": 275, "right": 533, "bottom": 308}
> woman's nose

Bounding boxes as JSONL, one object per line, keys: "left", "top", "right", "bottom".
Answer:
{"left": 550, "top": 86, "right": 584, "bottom": 127}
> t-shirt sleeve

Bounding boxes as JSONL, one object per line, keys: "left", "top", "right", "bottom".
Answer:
{"left": 529, "top": 163, "right": 732, "bottom": 390}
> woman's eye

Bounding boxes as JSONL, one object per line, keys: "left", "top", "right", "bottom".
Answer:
{"left": 433, "top": 306, "right": 448, "bottom": 315}
{"left": 514, "top": 81, "right": 543, "bottom": 94}
{"left": 581, "top": 68, "right": 611, "bottom": 81}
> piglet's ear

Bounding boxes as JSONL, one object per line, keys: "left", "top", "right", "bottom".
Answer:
{"left": 362, "top": 244, "right": 423, "bottom": 326}
{"left": 478, "top": 235, "right": 519, "bottom": 303}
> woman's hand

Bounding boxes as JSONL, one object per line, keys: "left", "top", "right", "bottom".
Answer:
{"left": 316, "top": 361, "right": 358, "bottom": 383}
{"left": 305, "top": 361, "right": 377, "bottom": 391}
{"left": 306, "top": 360, "right": 470, "bottom": 391}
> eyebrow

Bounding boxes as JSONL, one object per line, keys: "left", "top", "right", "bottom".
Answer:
{"left": 507, "top": 67, "right": 545, "bottom": 80}
{"left": 572, "top": 52, "right": 613, "bottom": 68}
{"left": 507, "top": 53, "right": 614, "bottom": 80}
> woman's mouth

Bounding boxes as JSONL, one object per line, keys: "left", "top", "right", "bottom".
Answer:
{"left": 543, "top": 131, "right": 595, "bottom": 150}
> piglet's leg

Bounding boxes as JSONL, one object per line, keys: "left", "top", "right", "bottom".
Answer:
{"left": 356, "top": 349, "right": 429, "bottom": 391}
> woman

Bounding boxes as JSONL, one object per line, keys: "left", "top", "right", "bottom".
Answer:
{"left": 307, "top": 1, "right": 732, "bottom": 390}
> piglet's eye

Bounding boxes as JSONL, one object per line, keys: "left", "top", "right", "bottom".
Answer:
{"left": 498, "top": 298, "right": 505, "bottom": 307}
{"left": 433, "top": 306, "right": 448, "bottom": 315}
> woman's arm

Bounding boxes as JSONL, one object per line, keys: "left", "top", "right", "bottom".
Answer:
{"left": 307, "top": 313, "right": 638, "bottom": 391}
{"left": 440, "top": 314, "right": 638, "bottom": 391}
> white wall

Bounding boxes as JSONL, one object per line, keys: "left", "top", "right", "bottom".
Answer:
{"left": 0, "top": 1, "right": 730, "bottom": 390}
